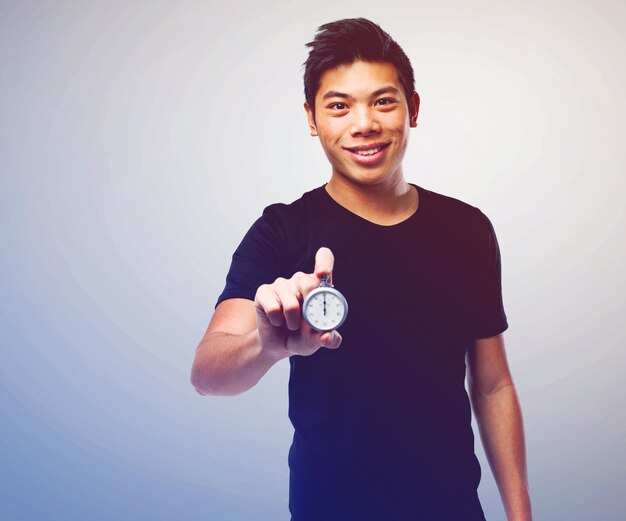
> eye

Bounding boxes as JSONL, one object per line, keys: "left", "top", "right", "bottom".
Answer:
{"left": 329, "top": 102, "right": 348, "bottom": 110}
{"left": 375, "top": 98, "right": 396, "bottom": 106}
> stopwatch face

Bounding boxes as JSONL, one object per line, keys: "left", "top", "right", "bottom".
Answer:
{"left": 303, "top": 288, "right": 348, "bottom": 332}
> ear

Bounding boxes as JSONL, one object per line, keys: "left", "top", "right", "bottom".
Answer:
{"left": 409, "top": 92, "right": 420, "bottom": 128}
{"left": 304, "top": 102, "right": 318, "bottom": 136}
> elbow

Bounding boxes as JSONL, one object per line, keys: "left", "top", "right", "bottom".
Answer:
{"left": 191, "top": 370, "right": 225, "bottom": 396}
{"left": 190, "top": 339, "right": 220, "bottom": 396}
{"left": 190, "top": 365, "right": 210, "bottom": 396}
{"left": 190, "top": 361, "right": 239, "bottom": 397}
{"left": 190, "top": 350, "right": 218, "bottom": 396}
{"left": 468, "top": 381, "right": 518, "bottom": 418}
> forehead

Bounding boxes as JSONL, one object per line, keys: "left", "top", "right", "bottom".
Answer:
{"left": 316, "top": 61, "right": 404, "bottom": 100}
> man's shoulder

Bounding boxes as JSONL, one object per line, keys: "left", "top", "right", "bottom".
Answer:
{"left": 421, "top": 185, "right": 482, "bottom": 218}
{"left": 260, "top": 185, "right": 324, "bottom": 220}
{"left": 419, "top": 185, "right": 490, "bottom": 236}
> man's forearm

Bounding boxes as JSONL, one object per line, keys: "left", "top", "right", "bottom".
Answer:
{"left": 191, "top": 329, "right": 288, "bottom": 396}
{"left": 471, "top": 384, "right": 532, "bottom": 521}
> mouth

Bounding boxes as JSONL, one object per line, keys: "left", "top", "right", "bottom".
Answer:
{"left": 343, "top": 142, "right": 391, "bottom": 164}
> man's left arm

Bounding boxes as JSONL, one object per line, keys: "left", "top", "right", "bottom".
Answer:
{"left": 466, "top": 333, "right": 532, "bottom": 521}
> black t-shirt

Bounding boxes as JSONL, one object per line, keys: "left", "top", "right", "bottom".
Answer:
{"left": 216, "top": 183, "right": 508, "bottom": 520}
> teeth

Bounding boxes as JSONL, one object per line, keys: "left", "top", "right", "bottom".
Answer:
{"left": 354, "top": 147, "right": 381, "bottom": 156}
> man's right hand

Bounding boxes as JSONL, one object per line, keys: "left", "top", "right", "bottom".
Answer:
{"left": 254, "top": 246, "right": 343, "bottom": 357}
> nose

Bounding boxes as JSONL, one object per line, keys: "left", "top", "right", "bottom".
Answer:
{"left": 350, "top": 106, "right": 381, "bottom": 137}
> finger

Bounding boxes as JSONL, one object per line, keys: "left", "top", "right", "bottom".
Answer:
{"left": 319, "top": 330, "right": 342, "bottom": 349}
{"left": 293, "top": 271, "right": 321, "bottom": 299}
{"left": 254, "top": 284, "right": 284, "bottom": 327}
{"left": 273, "top": 278, "right": 302, "bottom": 331}
{"left": 314, "top": 246, "right": 335, "bottom": 283}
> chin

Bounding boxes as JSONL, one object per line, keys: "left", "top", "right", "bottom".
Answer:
{"left": 330, "top": 158, "right": 399, "bottom": 186}
{"left": 346, "top": 168, "right": 395, "bottom": 185}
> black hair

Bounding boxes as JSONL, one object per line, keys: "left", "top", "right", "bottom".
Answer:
{"left": 303, "top": 18, "right": 415, "bottom": 117}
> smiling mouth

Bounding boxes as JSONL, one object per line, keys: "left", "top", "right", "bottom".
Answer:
{"left": 344, "top": 143, "right": 391, "bottom": 156}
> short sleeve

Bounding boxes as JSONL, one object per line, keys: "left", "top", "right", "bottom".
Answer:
{"left": 470, "top": 212, "right": 509, "bottom": 339}
{"left": 215, "top": 204, "right": 289, "bottom": 309}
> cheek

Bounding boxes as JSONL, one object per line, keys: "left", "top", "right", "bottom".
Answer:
{"left": 381, "top": 110, "right": 407, "bottom": 130}
{"left": 388, "top": 120, "right": 411, "bottom": 158}
{"left": 389, "top": 117, "right": 411, "bottom": 141}
{"left": 319, "top": 124, "right": 346, "bottom": 147}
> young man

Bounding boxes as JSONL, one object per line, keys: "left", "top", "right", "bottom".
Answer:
{"left": 191, "top": 18, "right": 531, "bottom": 521}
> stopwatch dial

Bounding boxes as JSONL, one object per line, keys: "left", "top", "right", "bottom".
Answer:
{"left": 304, "top": 290, "right": 347, "bottom": 331}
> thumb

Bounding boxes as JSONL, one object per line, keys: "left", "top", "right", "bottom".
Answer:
{"left": 319, "top": 330, "right": 342, "bottom": 349}
{"left": 314, "top": 246, "right": 335, "bottom": 283}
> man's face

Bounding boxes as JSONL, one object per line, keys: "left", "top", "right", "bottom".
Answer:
{"left": 305, "top": 60, "right": 419, "bottom": 188}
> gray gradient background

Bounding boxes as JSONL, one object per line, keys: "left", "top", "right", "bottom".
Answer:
{"left": 1, "top": 1, "right": 625, "bottom": 519}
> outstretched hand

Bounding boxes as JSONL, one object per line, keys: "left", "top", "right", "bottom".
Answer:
{"left": 254, "top": 246, "right": 343, "bottom": 357}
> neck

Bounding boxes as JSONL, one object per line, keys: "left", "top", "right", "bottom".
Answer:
{"left": 325, "top": 171, "right": 418, "bottom": 225}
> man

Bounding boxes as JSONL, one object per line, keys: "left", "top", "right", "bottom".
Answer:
{"left": 191, "top": 18, "right": 531, "bottom": 521}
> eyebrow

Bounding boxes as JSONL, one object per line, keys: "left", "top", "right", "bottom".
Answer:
{"left": 321, "top": 86, "right": 401, "bottom": 101}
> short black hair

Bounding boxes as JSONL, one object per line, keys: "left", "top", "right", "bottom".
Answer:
{"left": 303, "top": 18, "right": 415, "bottom": 117}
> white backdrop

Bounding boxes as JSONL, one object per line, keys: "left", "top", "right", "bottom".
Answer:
{"left": 1, "top": 1, "right": 625, "bottom": 519}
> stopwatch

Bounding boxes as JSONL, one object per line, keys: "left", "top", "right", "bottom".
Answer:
{"left": 302, "top": 274, "right": 349, "bottom": 332}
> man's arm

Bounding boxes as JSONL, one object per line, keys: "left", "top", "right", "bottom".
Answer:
{"left": 190, "top": 247, "right": 342, "bottom": 396}
{"left": 466, "top": 334, "right": 532, "bottom": 521}
{"left": 191, "top": 298, "right": 288, "bottom": 396}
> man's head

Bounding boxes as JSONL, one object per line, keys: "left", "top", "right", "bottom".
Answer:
{"left": 303, "top": 18, "right": 416, "bottom": 121}
{"left": 303, "top": 18, "right": 419, "bottom": 188}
